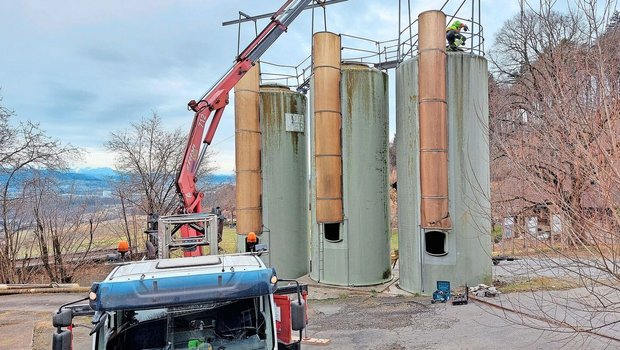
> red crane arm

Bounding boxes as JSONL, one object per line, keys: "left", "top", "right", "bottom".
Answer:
{"left": 176, "top": 0, "right": 313, "bottom": 216}
{"left": 176, "top": 59, "right": 252, "bottom": 213}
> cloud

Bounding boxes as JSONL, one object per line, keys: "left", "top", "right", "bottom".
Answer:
{"left": 78, "top": 146, "right": 117, "bottom": 168}
{"left": 46, "top": 83, "right": 98, "bottom": 111}
{"left": 79, "top": 46, "right": 128, "bottom": 65}
{"left": 0, "top": 0, "right": 520, "bottom": 174}
{"left": 16, "top": 0, "right": 178, "bottom": 31}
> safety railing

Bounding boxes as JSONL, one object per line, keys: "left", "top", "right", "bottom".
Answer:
{"left": 340, "top": 34, "right": 400, "bottom": 69}
{"left": 245, "top": 0, "right": 486, "bottom": 93}
{"left": 259, "top": 32, "right": 401, "bottom": 94}
{"left": 397, "top": 18, "right": 419, "bottom": 60}
{"left": 397, "top": 0, "right": 485, "bottom": 62}
{"left": 259, "top": 56, "right": 312, "bottom": 93}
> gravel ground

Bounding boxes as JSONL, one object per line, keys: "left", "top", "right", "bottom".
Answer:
{"left": 302, "top": 288, "right": 618, "bottom": 350}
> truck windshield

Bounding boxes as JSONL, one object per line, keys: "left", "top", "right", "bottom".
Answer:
{"left": 100, "top": 296, "right": 274, "bottom": 350}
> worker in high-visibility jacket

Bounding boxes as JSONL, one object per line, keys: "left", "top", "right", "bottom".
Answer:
{"left": 446, "top": 20, "right": 468, "bottom": 51}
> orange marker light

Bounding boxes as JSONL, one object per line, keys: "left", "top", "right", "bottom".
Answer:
{"left": 247, "top": 232, "right": 258, "bottom": 243}
{"left": 117, "top": 240, "right": 129, "bottom": 253}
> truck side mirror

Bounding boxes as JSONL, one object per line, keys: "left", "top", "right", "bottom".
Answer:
{"left": 52, "top": 329, "right": 72, "bottom": 350}
{"left": 290, "top": 299, "right": 306, "bottom": 331}
{"left": 52, "top": 309, "right": 73, "bottom": 328}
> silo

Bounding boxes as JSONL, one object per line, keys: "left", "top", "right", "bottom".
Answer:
{"left": 310, "top": 55, "right": 391, "bottom": 284}
{"left": 396, "top": 10, "right": 492, "bottom": 294}
{"left": 259, "top": 84, "right": 309, "bottom": 278}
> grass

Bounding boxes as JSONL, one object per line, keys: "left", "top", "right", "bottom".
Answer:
{"left": 499, "top": 276, "right": 581, "bottom": 293}
{"left": 14, "top": 218, "right": 137, "bottom": 259}
{"left": 167, "top": 226, "right": 237, "bottom": 257}
{"left": 390, "top": 228, "right": 399, "bottom": 253}
{"left": 492, "top": 241, "right": 620, "bottom": 260}
{"left": 17, "top": 223, "right": 399, "bottom": 259}
{"left": 220, "top": 226, "right": 237, "bottom": 253}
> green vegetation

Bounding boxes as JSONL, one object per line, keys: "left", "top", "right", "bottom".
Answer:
{"left": 220, "top": 226, "right": 238, "bottom": 253}
{"left": 499, "top": 277, "right": 580, "bottom": 293}
{"left": 492, "top": 225, "right": 503, "bottom": 243}
{"left": 390, "top": 228, "right": 398, "bottom": 252}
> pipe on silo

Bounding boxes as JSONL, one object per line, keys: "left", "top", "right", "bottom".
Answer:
{"left": 235, "top": 64, "right": 262, "bottom": 237}
{"left": 418, "top": 11, "right": 452, "bottom": 229}
{"left": 313, "top": 32, "right": 343, "bottom": 223}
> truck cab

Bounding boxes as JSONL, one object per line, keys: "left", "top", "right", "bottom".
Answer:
{"left": 53, "top": 254, "right": 306, "bottom": 350}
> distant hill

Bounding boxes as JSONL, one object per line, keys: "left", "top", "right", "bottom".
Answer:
{"left": 1, "top": 168, "right": 235, "bottom": 198}
{"left": 0, "top": 169, "right": 111, "bottom": 197}
{"left": 208, "top": 174, "right": 235, "bottom": 185}
{"left": 74, "top": 167, "right": 234, "bottom": 184}
{"left": 74, "top": 167, "right": 118, "bottom": 178}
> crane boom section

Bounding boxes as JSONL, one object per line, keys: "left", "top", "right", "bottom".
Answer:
{"left": 176, "top": 0, "right": 313, "bottom": 222}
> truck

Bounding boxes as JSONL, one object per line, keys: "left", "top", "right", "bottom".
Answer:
{"left": 52, "top": 1, "right": 327, "bottom": 348}
{"left": 52, "top": 247, "right": 307, "bottom": 350}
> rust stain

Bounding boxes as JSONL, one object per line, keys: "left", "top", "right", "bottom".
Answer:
{"left": 260, "top": 86, "right": 306, "bottom": 155}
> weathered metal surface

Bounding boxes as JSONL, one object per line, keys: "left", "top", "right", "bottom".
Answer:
{"left": 259, "top": 85, "right": 309, "bottom": 278}
{"left": 396, "top": 52, "right": 492, "bottom": 294}
{"left": 395, "top": 56, "right": 422, "bottom": 292}
{"left": 418, "top": 10, "right": 447, "bottom": 51}
{"left": 235, "top": 64, "right": 262, "bottom": 237}
{"left": 444, "top": 53, "right": 492, "bottom": 290}
{"left": 310, "top": 63, "right": 391, "bottom": 286}
{"left": 313, "top": 32, "right": 343, "bottom": 223}
{"left": 418, "top": 10, "right": 451, "bottom": 229}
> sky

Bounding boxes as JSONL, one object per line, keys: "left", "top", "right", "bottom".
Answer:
{"left": 0, "top": 0, "right": 521, "bottom": 174}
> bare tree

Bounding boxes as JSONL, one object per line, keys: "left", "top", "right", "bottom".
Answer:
{"left": 491, "top": 1, "right": 620, "bottom": 243}
{"left": 208, "top": 182, "right": 236, "bottom": 214}
{"left": 105, "top": 113, "right": 217, "bottom": 251}
{"left": 105, "top": 175, "right": 142, "bottom": 257}
{"left": 388, "top": 134, "right": 398, "bottom": 228}
{"left": 490, "top": 3, "right": 587, "bottom": 84}
{"left": 0, "top": 96, "right": 80, "bottom": 283}
{"left": 29, "top": 174, "right": 106, "bottom": 283}
{"left": 489, "top": 0, "right": 620, "bottom": 342}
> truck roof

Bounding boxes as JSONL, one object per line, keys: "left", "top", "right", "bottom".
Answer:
{"left": 89, "top": 254, "right": 277, "bottom": 311}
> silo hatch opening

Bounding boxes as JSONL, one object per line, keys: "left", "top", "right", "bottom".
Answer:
{"left": 425, "top": 230, "right": 448, "bottom": 256}
{"left": 324, "top": 223, "right": 341, "bottom": 242}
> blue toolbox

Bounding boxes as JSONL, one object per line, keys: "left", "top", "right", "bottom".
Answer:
{"left": 431, "top": 280, "right": 451, "bottom": 303}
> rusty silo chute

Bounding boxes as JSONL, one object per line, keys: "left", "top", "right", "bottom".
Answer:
{"left": 312, "top": 32, "right": 343, "bottom": 224}
{"left": 234, "top": 64, "right": 263, "bottom": 237}
{"left": 418, "top": 11, "right": 452, "bottom": 229}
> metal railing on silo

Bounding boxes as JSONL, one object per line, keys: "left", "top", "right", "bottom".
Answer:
{"left": 339, "top": 34, "right": 400, "bottom": 69}
{"left": 397, "top": 0, "right": 485, "bottom": 65}
{"left": 253, "top": 0, "right": 486, "bottom": 90}
{"left": 259, "top": 57, "right": 313, "bottom": 93}
{"left": 259, "top": 33, "right": 401, "bottom": 94}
